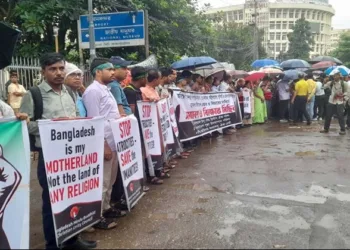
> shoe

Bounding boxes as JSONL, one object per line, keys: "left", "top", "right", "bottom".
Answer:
{"left": 143, "top": 185, "right": 150, "bottom": 192}
{"left": 103, "top": 208, "right": 127, "bottom": 218}
{"left": 84, "top": 227, "right": 95, "bottom": 233}
{"left": 62, "top": 238, "right": 97, "bottom": 249}
{"left": 312, "top": 118, "right": 318, "bottom": 121}
{"left": 320, "top": 130, "right": 329, "bottom": 133}
{"left": 228, "top": 128, "right": 237, "bottom": 133}
{"left": 346, "top": 127, "right": 350, "bottom": 130}
{"left": 279, "top": 119, "right": 288, "bottom": 123}
{"left": 307, "top": 121, "right": 311, "bottom": 126}
{"left": 93, "top": 217, "right": 117, "bottom": 230}
{"left": 339, "top": 131, "right": 346, "bottom": 135}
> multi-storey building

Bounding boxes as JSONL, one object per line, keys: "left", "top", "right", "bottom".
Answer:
{"left": 329, "top": 28, "right": 350, "bottom": 52}
{"left": 205, "top": 0, "right": 335, "bottom": 59}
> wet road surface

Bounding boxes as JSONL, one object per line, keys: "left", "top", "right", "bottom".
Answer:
{"left": 30, "top": 121, "right": 350, "bottom": 249}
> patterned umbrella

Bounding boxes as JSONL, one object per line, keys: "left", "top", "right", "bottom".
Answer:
{"left": 244, "top": 71, "right": 265, "bottom": 82}
{"left": 251, "top": 59, "right": 279, "bottom": 68}
{"left": 280, "top": 59, "right": 310, "bottom": 70}
{"left": 311, "top": 61, "right": 336, "bottom": 70}
{"left": 259, "top": 67, "right": 283, "bottom": 74}
{"left": 226, "top": 70, "right": 248, "bottom": 78}
{"left": 309, "top": 56, "right": 343, "bottom": 65}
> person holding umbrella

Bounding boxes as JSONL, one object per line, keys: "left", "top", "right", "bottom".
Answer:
{"left": 320, "top": 71, "right": 348, "bottom": 135}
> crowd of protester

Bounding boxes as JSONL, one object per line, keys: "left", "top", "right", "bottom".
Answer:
{"left": 0, "top": 52, "right": 349, "bottom": 249}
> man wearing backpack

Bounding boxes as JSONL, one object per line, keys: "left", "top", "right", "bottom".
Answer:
{"left": 320, "top": 71, "right": 348, "bottom": 135}
{"left": 20, "top": 53, "right": 97, "bottom": 250}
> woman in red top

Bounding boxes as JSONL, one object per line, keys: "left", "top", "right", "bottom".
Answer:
{"left": 260, "top": 76, "right": 272, "bottom": 120}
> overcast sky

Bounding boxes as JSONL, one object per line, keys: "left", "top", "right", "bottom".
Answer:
{"left": 197, "top": 0, "right": 350, "bottom": 29}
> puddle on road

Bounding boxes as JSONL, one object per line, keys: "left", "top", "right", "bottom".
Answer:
{"left": 171, "top": 183, "right": 224, "bottom": 193}
{"left": 215, "top": 226, "right": 238, "bottom": 240}
{"left": 192, "top": 208, "right": 207, "bottom": 215}
{"left": 295, "top": 151, "right": 316, "bottom": 157}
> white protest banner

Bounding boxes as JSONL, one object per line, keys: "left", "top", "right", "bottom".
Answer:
{"left": 243, "top": 90, "right": 252, "bottom": 115}
{"left": 172, "top": 91, "right": 242, "bottom": 141}
{"left": 167, "top": 97, "right": 179, "bottom": 137}
{"left": 0, "top": 119, "right": 30, "bottom": 249}
{"left": 137, "top": 101, "right": 162, "bottom": 173}
{"left": 157, "top": 99, "right": 174, "bottom": 146}
{"left": 110, "top": 115, "right": 145, "bottom": 211}
{"left": 38, "top": 117, "right": 104, "bottom": 246}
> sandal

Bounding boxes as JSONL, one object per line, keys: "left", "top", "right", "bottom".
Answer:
{"left": 181, "top": 152, "right": 191, "bottom": 156}
{"left": 169, "top": 160, "right": 178, "bottom": 165}
{"left": 150, "top": 177, "right": 163, "bottom": 185}
{"left": 93, "top": 217, "right": 117, "bottom": 230}
{"left": 159, "top": 172, "right": 171, "bottom": 179}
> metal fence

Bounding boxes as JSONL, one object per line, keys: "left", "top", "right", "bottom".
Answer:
{"left": 7, "top": 57, "right": 42, "bottom": 90}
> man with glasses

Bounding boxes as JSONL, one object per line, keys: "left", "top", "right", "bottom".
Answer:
{"left": 64, "top": 62, "right": 87, "bottom": 117}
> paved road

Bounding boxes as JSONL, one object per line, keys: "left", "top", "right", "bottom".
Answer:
{"left": 31, "top": 121, "right": 350, "bottom": 249}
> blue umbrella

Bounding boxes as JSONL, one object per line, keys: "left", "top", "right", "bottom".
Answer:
{"left": 281, "top": 59, "right": 310, "bottom": 70}
{"left": 283, "top": 69, "right": 304, "bottom": 81}
{"left": 325, "top": 65, "right": 350, "bottom": 76}
{"left": 251, "top": 59, "right": 279, "bottom": 68}
{"left": 171, "top": 56, "right": 217, "bottom": 70}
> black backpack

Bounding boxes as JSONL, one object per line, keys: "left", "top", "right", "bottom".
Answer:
{"left": 28, "top": 86, "right": 75, "bottom": 152}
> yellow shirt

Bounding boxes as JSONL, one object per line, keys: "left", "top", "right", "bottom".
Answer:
{"left": 8, "top": 83, "right": 26, "bottom": 109}
{"left": 307, "top": 79, "right": 316, "bottom": 97}
{"left": 295, "top": 79, "right": 309, "bottom": 96}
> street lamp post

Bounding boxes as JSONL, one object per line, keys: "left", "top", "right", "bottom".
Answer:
{"left": 88, "top": 0, "right": 96, "bottom": 62}
{"left": 53, "top": 26, "right": 59, "bottom": 53}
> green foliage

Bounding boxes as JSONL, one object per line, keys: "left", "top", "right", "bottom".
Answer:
{"left": 331, "top": 33, "right": 350, "bottom": 68}
{"left": 287, "top": 17, "right": 314, "bottom": 60}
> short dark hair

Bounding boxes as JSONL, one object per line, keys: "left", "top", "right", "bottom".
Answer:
{"left": 90, "top": 57, "right": 111, "bottom": 75}
{"left": 159, "top": 67, "right": 172, "bottom": 78}
{"left": 147, "top": 68, "right": 160, "bottom": 82}
{"left": 131, "top": 66, "right": 146, "bottom": 81}
{"left": 181, "top": 70, "right": 192, "bottom": 78}
{"left": 40, "top": 53, "right": 65, "bottom": 69}
{"left": 224, "top": 73, "right": 232, "bottom": 82}
{"left": 9, "top": 70, "right": 17, "bottom": 76}
{"left": 192, "top": 74, "right": 202, "bottom": 82}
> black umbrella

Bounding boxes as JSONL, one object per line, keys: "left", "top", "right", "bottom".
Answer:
{"left": 308, "top": 56, "right": 343, "bottom": 65}
{"left": 0, "top": 22, "right": 21, "bottom": 70}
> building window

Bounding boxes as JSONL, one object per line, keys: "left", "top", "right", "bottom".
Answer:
{"left": 289, "top": 10, "right": 294, "bottom": 18}
{"left": 239, "top": 12, "right": 243, "bottom": 20}
{"left": 317, "top": 12, "right": 320, "bottom": 20}
{"left": 321, "top": 13, "right": 324, "bottom": 21}
{"left": 282, "top": 43, "right": 287, "bottom": 52}
{"left": 312, "top": 12, "right": 316, "bottom": 20}
{"left": 270, "top": 22, "right": 275, "bottom": 29}
{"left": 295, "top": 10, "right": 300, "bottom": 18}
{"left": 301, "top": 10, "right": 305, "bottom": 18}
{"left": 282, "top": 32, "right": 287, "bottom": 40}
{"left": 270, "top": 33, "right": 275, "bottom": 40}
{"left": 276, "top": 10, "right": 282, "bottom": 18}
{"left": 276, "top": 43, "right": 281, "bottom": 51}
{"left": 306, "top": 11, "right": 310, "bottom": 19}
{"left": 276, "top": 33, "right": 281, "bottom": 40}
{"left": 270, "top": 11, "right": 275, "bottom": 18}
{"left": 321, "top": 24, "right": 324, "bottom": 32}
{"left": 282, "top": 21, "right": 287, "bottom": 29}
{"left": 276, "top": 21, "right": 281, "bottom": 29}
{"left": 288, "top": 21, "right": 294, "bottom": 29}
{"left": 283, "top": 10, "right": 287, "bottom": 19}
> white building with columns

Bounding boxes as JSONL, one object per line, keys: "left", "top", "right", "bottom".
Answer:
{"left": 205, "top": 0, "right": 335, "bottom": 59}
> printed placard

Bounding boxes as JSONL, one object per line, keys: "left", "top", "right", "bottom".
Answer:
{"left": 110, "top": 116, "right": 145, "bottom": 211}
{"left": 38, "top": 117, "right": 104, "bottom": 246}
{"left": 0, "top": 119, "right": 30, "bottom": 249}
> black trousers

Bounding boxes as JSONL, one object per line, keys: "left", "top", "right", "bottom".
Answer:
{"left": 314, "top": 95, "right": 326, "bottom": 119}
{"left": 279, "top": 100, "right": 289, "bottom": 120}
{"left": 293, "top": 96, "right": 310, "bottom": 123}
{"left": 324, "top": 103, "right": 345, "bottom": 131}
{"left": 347, "top": 103, "right": 350, "bottom": 128}
{"left": 111, "top": 167, "right": 124, "bottom": 203}
{"left": 38, "top": 150, "right": 78, "bottom": 249}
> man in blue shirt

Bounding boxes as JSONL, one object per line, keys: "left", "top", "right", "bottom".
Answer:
{"left": 109, "top": 56, "right": 132, "bottom": 115}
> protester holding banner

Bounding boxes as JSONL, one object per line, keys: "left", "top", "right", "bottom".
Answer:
{"left": 83, "top": 58, "right": 126, "bottom": 230}
{"left": 20, "top": 53, "right": 97, "bottom": 249}
{"left": 157, "top": 67, "right": 172, "bottom": 99}
{"left": 125, "top": 67, "right": 163, "bottom": 185}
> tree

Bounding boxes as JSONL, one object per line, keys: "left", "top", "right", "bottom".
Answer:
{"left": 287, "top": 17, "right": 314, "bottom": 60}
{"left": 331, "top": 32, "right": 350, "bottom": 68}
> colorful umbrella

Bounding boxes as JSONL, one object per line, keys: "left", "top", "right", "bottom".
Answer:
{"left": 280, "top": 59, "right": 310, "bottom": 70}
{"left": 325, "top": 66, "right": 350, "bottom": 76}
{"left": 251, "top": 59, "right": 279, "bottom": 68}
{"left": 244, "top": 71, "right": 265, "bottom": 82}
{"left": 311, "top": 61, "right": 336, "bottom": 70}
{"left": 309, "top": 56, "right": 343, "bottom": 65}
{"left": 171, "top": 56, "right": 217, "bottom": 70}
{"left": 259, "top": 67, "right": 283, "bottom": 74}
{"left": 283, "top": 69, "right": 304, "bottom": 81}
{"left": 226, "top": 70, "right": 248, "bottom": 78}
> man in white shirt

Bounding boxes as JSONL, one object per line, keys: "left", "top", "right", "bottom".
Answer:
{"left": 314, "top": 76, "right": 326, "bottom": 121}
{"left": 7, "top": 74, "right": 26, "bottom": 113}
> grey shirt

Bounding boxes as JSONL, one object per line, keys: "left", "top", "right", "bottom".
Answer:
{"left": 20, "top": 81, "right": 78, "bottom": 148}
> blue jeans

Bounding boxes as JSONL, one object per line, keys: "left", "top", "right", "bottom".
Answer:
{"left": 305, "top": 95, "right": 315, "bottom": 120}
